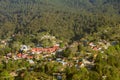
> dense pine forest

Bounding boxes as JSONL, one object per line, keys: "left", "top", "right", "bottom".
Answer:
{"left": 0, "top": 0, "right": 120, "bottom": 80}
{"left": 0, "top": 0, "right": 120, "bottom": 42}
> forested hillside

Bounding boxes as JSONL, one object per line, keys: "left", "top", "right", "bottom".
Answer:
{"left": 0, "top": 0, "right": 120, "bottom": 43}
{"left": 0, "top": 0, "right": 120, "bottom": 80}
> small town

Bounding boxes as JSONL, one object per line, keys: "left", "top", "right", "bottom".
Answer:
{"left": 0, "top": 33, "right": 119, "bottom": 80}
{"left": 0, "top": 0, "right": 120, "bottom": 80}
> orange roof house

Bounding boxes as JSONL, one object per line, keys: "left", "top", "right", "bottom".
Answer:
{"left": 27, "top": 56, "right": 33, "bottom": 59}
{"left": 31, "top": 45, "right": 59, "bottom": 53}
{"left": 17, "top": 53, "right": 22, "bottom": 58}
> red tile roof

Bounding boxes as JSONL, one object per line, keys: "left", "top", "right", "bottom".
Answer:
{"left": 31, "top": 46, "right": 59, "bottom": 53}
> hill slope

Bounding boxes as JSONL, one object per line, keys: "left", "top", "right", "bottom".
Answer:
{"left": 0, "top": 0, "right": 120, "bottom": 42}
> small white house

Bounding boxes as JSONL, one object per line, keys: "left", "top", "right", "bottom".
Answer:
{"left": 28, "top": 60, "right": 34, "bottom": 64}
{"left": 20, "top": 45, "right": 29, "bottom": 52}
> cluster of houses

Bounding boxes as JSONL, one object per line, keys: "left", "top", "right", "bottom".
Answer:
{"left": 1, "top": 34, "right": 119, "bottom": 80}
{"left": 3, "top": 37, "right": 118, "bottom": 71}
{"left": 1, "top": 38, "right": 119, "bottom": 80}
{"left": 88, "top": 40, "right": 111, "bottom": 51}
{"left": 5, "top": 44, "right": 60, "bottom": 61}
{"left": 67, "top": 40, "right": 112, "bottom": 69}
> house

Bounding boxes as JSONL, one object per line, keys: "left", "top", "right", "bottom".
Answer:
{"left": 17, "top": 53, "right": 22, "bottom": 58}
{"left": 53, "top": 73, "right": 64, "bottom": 80}
{"left": 80, "top": 63, "right": 85, "bottom": 68}
{"left": 56, "top": 58, "right": 62, "bottom": 62}
{"left": 20, "top": 45, "right": 29, "bottom": 52}
{"left": 104, "top": 42, "right": 111, "bottom": 49}
{"left": 17, "top": 53, "right": 33, "bottom": 59}
{"left": 31, "top": 48, "right": 43, "bottom": 54}
{"left": 51, "top": 52, "right": 56, "bottom": 55}
{"left": 13, "top": 55, "right": 18, "bottom": 60}
{"left": 31, "top": 44, "right": 59, "bottom": 53}
{"left": 61, "top": 61, "right": 67, "bottom": 66}
{"left": 27, "top": 60, "right": 34, "bottom": 64}
{"left": 92, "top": 46, "right": 98, "bottom": 51}
{"left": 27, "top": 55, "right": 33, "bottom": 59}
{"left": 89, "top": 42, "right": 96, "bottom": 47}
{"left": 6, "top": 53, "right": 12, "bottom": 58}
{"left": 1, "top": 40, "right": 7, "bottom": 45}
{"left": 10, "top": 71, "right": 18, "bottom": 77}
{"left": 82, "top": 59, "right": 91, "bottom": 65}
{"left": 1, "top": 40, "right": 6, "bottom": 44}
{"left": 22, "top": 54, "right": 28, "bottom": 59}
